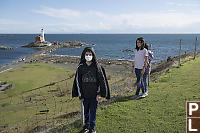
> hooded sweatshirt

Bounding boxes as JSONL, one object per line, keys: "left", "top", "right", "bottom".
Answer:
{"left": 72, "top": 47, "right": 110, "bottom": 99}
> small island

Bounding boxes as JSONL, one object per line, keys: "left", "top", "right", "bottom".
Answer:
{"left": 22, "top": 29, "right": 86, "bottom": 49}
{"left": 62, "top": 41, "right": 86, "bottom": 48}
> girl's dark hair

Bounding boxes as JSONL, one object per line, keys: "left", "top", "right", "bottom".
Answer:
{"left": 135, "top": 37, "right": 145, "bottom": 51}
{"left": 80, "top": 47, "right": 97, "bottom": 65}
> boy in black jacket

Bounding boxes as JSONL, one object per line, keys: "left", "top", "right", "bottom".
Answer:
{"left": 72, "top": 47, "right": 110, "bottom": 133}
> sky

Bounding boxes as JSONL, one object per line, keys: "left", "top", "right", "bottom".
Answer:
{"left": 0, "top": 0, "right": 200, "bottom": 34}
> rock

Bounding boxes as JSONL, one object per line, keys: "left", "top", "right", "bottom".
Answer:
{"left": 167, "top": 56, "right": 173, "bottom": 62}
{"left": 122, "top": 49, "right": 134, "bottom": 53}
{"left": 52, "top": 41, "right": 61, "bottom": 45}
{"left": 0, "top": 81, "right": 7, "bottom": 85}
{"left": 0, "top": 46, "right": 14, "bottom": 50}
{"left": 18, "top": 58, "right": 26, "bottom": 62}
{"left": 0, "top": 83, "right": 12, "bottom": 91}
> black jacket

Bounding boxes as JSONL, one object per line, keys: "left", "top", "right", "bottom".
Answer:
{"left": 72, "top": 63, "right": 110, "bottom": 99}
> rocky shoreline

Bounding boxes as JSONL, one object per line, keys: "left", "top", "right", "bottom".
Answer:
{"left": 0, "top": 46, "right": 15, "bottom": 50}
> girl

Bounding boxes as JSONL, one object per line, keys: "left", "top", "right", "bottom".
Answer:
{"left": 144, "top": 43, "right": 154, "bottom": 95}
{"left": 131, "top": 37, "right": 148, "bottom": 99}
{"left": 72, "top": 47, "right": 110, "bottom": 133}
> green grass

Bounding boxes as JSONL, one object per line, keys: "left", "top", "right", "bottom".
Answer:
{"left": 69, "top": 58, "right": 200, "bottom": 133}
{"left": 0, "top": 63, "right": 73, "bottom": 95}
{"left": 0, "top": 63, "right": 81, "bottom": 132}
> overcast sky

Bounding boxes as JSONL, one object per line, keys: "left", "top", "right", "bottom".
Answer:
{"left": 1, "top": 0, "right": 200, "bottom": 34}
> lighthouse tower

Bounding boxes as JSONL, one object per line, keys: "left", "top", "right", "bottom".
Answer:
{"left": 41, "top": 28, "right": 45, "bottom": 42}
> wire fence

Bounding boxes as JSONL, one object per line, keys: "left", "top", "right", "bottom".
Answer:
{"left": 0, "top": 70, "right": 135, "bottom": 133}
{"left": 0, "top": 74, "right": 83, "bottom": 133}
{"left": 178, "top": 37, "right": 198, "bottom": 67}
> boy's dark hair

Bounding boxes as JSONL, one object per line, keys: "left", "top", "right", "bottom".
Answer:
{"left": 135, "top": 37, "right": 145, "bottom": 51}
{"left": 144, "top": 43, "right": 149, "bottom": 50}
{"left": 80, "top": 47, "right": 97, "bottom": 65}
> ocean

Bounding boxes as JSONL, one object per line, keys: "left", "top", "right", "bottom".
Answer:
{"left": 0, "top": 34, "right": 199, "bottom": 66}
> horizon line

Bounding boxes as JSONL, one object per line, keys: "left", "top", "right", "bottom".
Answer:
{"left": 0, "top": 33, "right": 200, "bottom": 35}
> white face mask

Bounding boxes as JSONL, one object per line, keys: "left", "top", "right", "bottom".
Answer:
{"left": 85, "top": 55, "right": 93, "bottom": 61}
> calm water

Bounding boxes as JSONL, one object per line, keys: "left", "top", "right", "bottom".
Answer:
{"left": 0, "top": 34, "right": 199, "bottom": 66}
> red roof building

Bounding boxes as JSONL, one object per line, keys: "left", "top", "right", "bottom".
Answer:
{"left": 35, "top": 35, "right": 43, "bottom": 42}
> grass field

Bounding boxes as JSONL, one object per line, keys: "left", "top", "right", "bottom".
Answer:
{"left": 68, "top": 57, "right": 200, "bottom": 133}
{"left": 0, "top": 62, "right": 134, "bottom": 132}
{"left": 0, "top": 63, "right": 80, "bottom": 132}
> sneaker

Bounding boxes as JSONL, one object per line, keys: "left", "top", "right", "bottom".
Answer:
{"left": 89, "top": 129, "right": 96, "bottom": 133}
{"left": 141, "top": 93, "right": 148, "bottom": 98}
{"left": 130, "top": 95, "right": 138, "bottom": 100}
{"left": 79, "top": 125, "right": 89, "bottom": 133}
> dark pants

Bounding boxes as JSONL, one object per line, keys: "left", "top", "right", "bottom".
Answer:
{"left": 83, "top": 98, "right": 98, "bottom": 130}
{"left": 143, "top": 70, "right": 149, "bottom": 94}
{"left": 135, "top": 68, "right": 145, "bottom": 95}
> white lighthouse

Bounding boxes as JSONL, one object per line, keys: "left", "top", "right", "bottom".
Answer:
{"left": 41, "top": 28, "right": 45, "bottom": 42}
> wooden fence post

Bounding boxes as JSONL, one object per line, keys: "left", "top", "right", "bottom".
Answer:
{"left": 149, "top": 44, "right": 152, "bottom": 50}
{"left": 148, "top": 44, "right": 152, "bottom": 86}
{"left": 194, "top": 37, "right": 198, "bottom": 59}
{"left": 178, "top": 39, "right": 182, "bottom": 67}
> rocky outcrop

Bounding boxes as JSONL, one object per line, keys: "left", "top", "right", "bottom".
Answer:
{"left": 62, "top": 41, "right": 86, "bottom": 48}
{"left": 0, "top": 81, "right": 13, "bottom": 91}
{"left": 22, "top": 41, "right": 52, "bottom": 48}
{"left": 22, "top": 41, "right": 86, "bottom": 49}
{"left": 0, "top": 46, "right": 14, "bottom": 50}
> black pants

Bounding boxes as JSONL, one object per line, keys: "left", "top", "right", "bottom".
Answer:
{"left": 83, "top": 98, "right": 98, "bottom": 130}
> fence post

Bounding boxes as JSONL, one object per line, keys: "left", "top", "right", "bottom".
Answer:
{"left": 178, "top": 39, "right": 182, "bottom": 67}
{"left": 149, "top": 44, "right": 152, "bottom": 50}
{"left": 194, "top": 37, "right": 198, "bottom": 59}
{"left": 148, "top": 43, "right": 152, "bottom": 86}
{"left": 81, "top": 101, "right": 84, "bottom": 125}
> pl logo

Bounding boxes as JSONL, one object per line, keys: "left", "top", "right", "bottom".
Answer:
{"left": 187, "top": 101, "right": 200, "bottom": 132}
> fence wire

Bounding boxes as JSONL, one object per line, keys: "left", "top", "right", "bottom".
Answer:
{"left": 0, "top": 74, "right": 81, "bottom": 133}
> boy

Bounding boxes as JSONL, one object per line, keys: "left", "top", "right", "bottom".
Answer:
{"left": 72, "top": 47, "right": 110, "bottom": 133}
